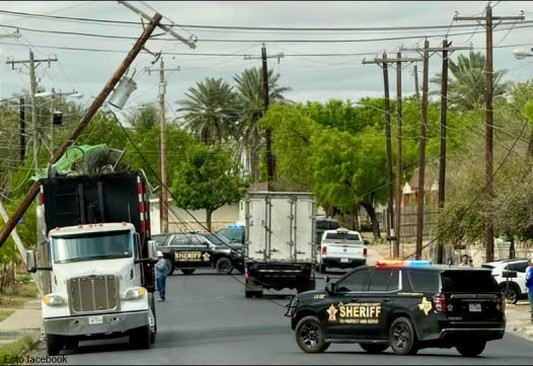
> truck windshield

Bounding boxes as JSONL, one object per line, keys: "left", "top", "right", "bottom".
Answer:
{"left": 51, "top": 230, "right": 132, "bottom": 263}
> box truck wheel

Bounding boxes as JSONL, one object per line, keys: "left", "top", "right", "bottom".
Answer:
{"left": 215, "top": 257, "right": 233, "bottom": 275}
{"left": 319, "top": 264, "right": 326, "bottom": 274}
{"left": 181, "top": 269, "right": 196, "bottom": 275}
{"left": 149, "top": 293, "right": 157, "bottom": 344}
{"left": 64, "top": 337, "right": 78, "bottom": 349}
{"left": 46, "top": 334, "right": 64, "bottom": 356}
{"left": 129, "top": 325, "right": 151, "bottom": 350}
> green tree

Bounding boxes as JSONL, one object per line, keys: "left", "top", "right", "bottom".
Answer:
{"left": 171, "top": 143, "right": 248, "bottom": 230}
{"left": 234, "top": 67, "right": 291, "bottom": 181}
{"left": 126, "top": 103, "right": 159, "bottom": 129}
{"left": 431, "top": 51, "right": 511, "bottom": 110}
{"left": 176, "top": 78, "right": 237, "bottom": 145}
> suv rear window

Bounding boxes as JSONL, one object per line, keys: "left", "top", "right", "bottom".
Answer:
{"left": 407, "top": 271, "right": 439, "bottom": 293}
{"left": 441, "top": 270, "right": 499, "bottom": 293}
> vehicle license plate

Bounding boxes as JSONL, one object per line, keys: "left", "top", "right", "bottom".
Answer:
{"left": 340, "top": 258, "right": 349, "bottom": 263}
{"left": 469, "top": 303, "right": 481, "bottom": 312}
{"left": 89, "top": 315, "right": 103, "bottom": 325}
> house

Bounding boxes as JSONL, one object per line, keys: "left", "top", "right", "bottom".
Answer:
{"left": 402, "top": 169, "right": 439, "bottom": 207}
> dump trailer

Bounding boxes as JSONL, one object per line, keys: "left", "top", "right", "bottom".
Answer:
{"left": 243, "top": 192, "right": 316, "bottom": 298}
{"left": 27, "top": 172, "right": 158, "bottom": 355}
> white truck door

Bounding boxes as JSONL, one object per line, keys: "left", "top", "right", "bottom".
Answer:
{"left": 245, "top": 197, "right": 269, "bottom": 261}
{"left": 268, "top": 196, "right": 294, "bottom": 262}
{"left": 293, "top": 197, "right": 315, "bottom": 262}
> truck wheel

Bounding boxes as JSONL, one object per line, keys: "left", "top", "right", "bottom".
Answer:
{"left": 129, "top": 325, "right": 151, "bottom": 350}
{"left": 181, "top": 269, "right": 196, "bottom": 275}
{"left": 165, "top": 259, "right": 175, "bottom": 276}
{"left": 456, "top": 340, "right": 486, "bottom": 357}
{"left": 389, "top": 317, "right": 418, "bottom": 355}
{"left": 295, "top": 316, "right": 330, "bottom": 353}
{"left": 46, "top": 334, "right": 63, "bottom": 356}
{"left": 215, "top": 257, "right": 233, "bottom": 275}
{"left": 245, "top": 290, "right": 253, "bottom": 298}
{"left": 149, "top": 292, "right": 157, "bottom": 344}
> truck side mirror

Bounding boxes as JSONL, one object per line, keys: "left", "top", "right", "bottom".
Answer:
{"left": 148, "top": 240, "right": 158, "bottom": 260}
{"left": 26, "top": 250, "right": 37, "bottom": 273}
{"left": 325, "top": 282, "right": 335, "bottom": 295}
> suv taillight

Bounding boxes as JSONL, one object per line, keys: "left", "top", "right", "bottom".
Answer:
{"left": 321, "top": 246, "right": 327, "bottom": 255}
{"left": 244, "top": 267, "right": 249, "bottom": 280}
{"left": 433, "top": 293, "right": 446, "bottom": 313}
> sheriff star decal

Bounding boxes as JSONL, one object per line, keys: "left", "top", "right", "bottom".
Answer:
{"left": 327, "top": 304, "right": 338, "bottom": 321}
{"left": 418, "top": 297, "right": 433, "bottom": 316}
{"left": 202, "top": 252, "right": 211, "bottom": 261}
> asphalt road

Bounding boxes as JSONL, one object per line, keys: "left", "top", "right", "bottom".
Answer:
{"left": 49, "top": 269, "right": 532, "bottom": 365}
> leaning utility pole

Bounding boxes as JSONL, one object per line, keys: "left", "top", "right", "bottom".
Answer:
{"left": 395, "top": 51, "right": 403, "bottom": 259}
{"left": 0, "top": 12, "right": 164, "bottom": 249}
{"left": 363, "top": 53, "right": 421, "bottom": 258}
{"left": 244, "top": 44, "right": 284, "bottom": 190}
{"left": 455, "top": 5, "right": 524, "bottom": 263}
{"left": 145, "top": 58, "right": 181, "bottom": 234}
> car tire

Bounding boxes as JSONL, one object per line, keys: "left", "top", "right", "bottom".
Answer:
{"left": 295, "top": 316, "right": 331, "bottom": 353}
{"left": 359, "top": 343, "right": 389, "bottom": 354}
{"left": 215, "top": 257, "right": 233, "bottom": 275}
{"left": 46, "top": 334, "right": 63, "bottom": 356}
{"left": 165, "top": 258, "right": 174, "bottom": 276}
{"left": 456, "top": 340, "right": 486, "bottom": 357}
{"left": 500, "top": 283, "right": 520, "bottom": 304}
{"left": 389, "top": 317, "right": 418, "bottom": 355}
{"left": 64, "top": 337, "right": 78, "bottom": 349}
{"left": 181, "top": 269, "right": 196, "bottom": 275}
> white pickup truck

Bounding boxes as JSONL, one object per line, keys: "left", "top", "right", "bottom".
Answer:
{"left": 317, "top": 228, "right": 367, "bottom": 273}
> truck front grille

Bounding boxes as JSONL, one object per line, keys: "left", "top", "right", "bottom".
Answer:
{"left": 69, "top": 275, "right": 118, "bottom": 313}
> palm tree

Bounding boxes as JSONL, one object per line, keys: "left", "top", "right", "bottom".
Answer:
{"left": 233, "top": 67, "right": 291, "bottom": 180}
{"left": 431, "top": 51, "right": 511, "bottom": 110}
{"left": 176, "top": 78, "right": 237, "bottom": 145}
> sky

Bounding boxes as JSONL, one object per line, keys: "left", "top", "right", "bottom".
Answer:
{"left": 0, "top": 1, "right": 533, "bottom": 122}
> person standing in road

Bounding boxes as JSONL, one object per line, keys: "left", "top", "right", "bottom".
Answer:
{"left": 155, "top": 251, "right": 168, "bottom": 302}
{"left": 526, "top": 258, "right": 533, "bottom": 321}
{"left": 460, "top": 254, "right": 469, "bottom": 266}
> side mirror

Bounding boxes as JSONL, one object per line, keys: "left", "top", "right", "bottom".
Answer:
{"left": 26, "top": 250, "right": 37, "bottom": 273}
{"left": 325, "top": 275, "right": 331, "bottom": 283}
{"left": 148, "top": 240, "right": 158, "bottom": 260}
{"left": 325, "top": 282, "right": 335, "bottom": 295}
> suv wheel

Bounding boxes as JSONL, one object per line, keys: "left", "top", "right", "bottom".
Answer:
{"left": 500, "top": 283, "right": 520, "bottom": 304}
{"left": 456, "top": 340, "right": 486, "bottom": 357}
{"left": 295, "top": 316, "right": 331, "bottom": 353}
{"left": 181, "top": 269, "right": 196, "bottom": 275}
{"left": 215, "top": 257, "right": 233, "bottom": 275}
{"left": 389, "top": 317, "right": 418, "bottom": 355}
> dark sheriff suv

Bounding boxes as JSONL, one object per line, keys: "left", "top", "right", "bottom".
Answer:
{"left": 285, "top": 260, "right": 506, "bottom": 357}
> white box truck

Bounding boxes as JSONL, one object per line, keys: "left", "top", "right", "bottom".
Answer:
{"left": 243, "top": 192, "right": 316, "bottom": 298}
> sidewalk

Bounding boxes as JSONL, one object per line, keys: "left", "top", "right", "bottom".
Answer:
{"left": 0, "top": 299, "right": 42, "bottom": 349}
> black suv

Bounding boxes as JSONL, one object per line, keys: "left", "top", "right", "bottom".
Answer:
{"left": 157, "top": 231, "right": 244, "bottom": 275}
{"left": 285, "top": 260, "right": 505, "bottom": 357}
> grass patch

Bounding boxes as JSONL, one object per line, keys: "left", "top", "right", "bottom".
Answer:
{"left": 0, "top": 310, "right": 14, "bottom": 323}
{"left": 0, "top": 281, "right": 39, "bottom": 309}
{"left": 0, "top": 336, "right": 35, "bottom": 365}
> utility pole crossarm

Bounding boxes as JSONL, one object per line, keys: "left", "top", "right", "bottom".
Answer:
{"left": 454, "top": 16, "right": 524, "bottom": 21}
{"left": 363, "top": 57, "right": 423, "bottom": 64}
{"left": 118, "top": 0, "right": 197, "bottom": 49}
{"left": 400, "top": 46, "right": 472, "bottom": 52}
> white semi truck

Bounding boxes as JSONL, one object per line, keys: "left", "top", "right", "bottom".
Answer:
{"left": 26, "top": 172, "right": 158, "bottom": 355}
{"left": 243, "top": 192, "right": 316, "bottom": 298}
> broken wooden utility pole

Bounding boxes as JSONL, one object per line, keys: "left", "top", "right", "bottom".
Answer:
{"left": 363, "top": 53, "right": 421, "bottom": 258}
{"left": 455, "top": 5, "right": 524, "bottom": 263}
{"left": 0, "top": 13, "right": 163, "bottom": 248}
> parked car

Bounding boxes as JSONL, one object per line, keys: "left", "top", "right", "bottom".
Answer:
{"left": 156, "top": 231, "right": 244, "bottom": 275}
{"left": 317, "top": 228, "right": 367, "bottom": 273}
{"left": 481, "top": 258, "right": 529, "bottom": 304}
